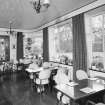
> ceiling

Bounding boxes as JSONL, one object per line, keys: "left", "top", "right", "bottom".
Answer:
{"left": 0, "top": 0, "right": 97, "bottom": 30}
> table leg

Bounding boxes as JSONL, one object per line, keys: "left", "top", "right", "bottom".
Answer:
{"left": 70, "top": 100, "right": 79, "bottom": 105}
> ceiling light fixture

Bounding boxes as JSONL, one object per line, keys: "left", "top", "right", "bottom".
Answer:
{"left": 6, "top": 21, "right": 14, "bottom": 35}
{"left": 30, "top": 0, "right": 50, "bottom": 13}
{"left": 9, "top": 21, "right": 13, "bottom": 34}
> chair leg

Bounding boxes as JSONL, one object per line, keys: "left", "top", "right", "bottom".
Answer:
{"left": 48, "top": 83, "right": 50, "bottom": 92}
{"left": 39, "top": 80, "right": 43, "bottom": 101}
{"left": 103, "top": 93, "right": 105, "bottom": 103}
{"left": 39, "top": 85, "right": 42, "bottom": 101}
{"left": 56, "top": 99, "right": 60, "bottom": 105}
{"left": 40, "top": 85, "right": 42, "bottom": 93}
{"left": 85, "top": 100, "right": 95, "bottom": 105}
{"left": 44, "top": 84, "right": 49, "bottom": 94}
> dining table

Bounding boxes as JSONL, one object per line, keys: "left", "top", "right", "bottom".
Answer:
{"left": 26, "top": 67, "right": 43, "bottom": 73}
{"left": 55, "top": 78, "right": 105, "bottom": 105}
{"left": 26, "top": 66, "right": 59, "bottom": 73}
{"left": 25, "top": 66, "right": 59, "bottom": 91}
{"left": 26, "top": 66, "right": 58, "bottom": 80}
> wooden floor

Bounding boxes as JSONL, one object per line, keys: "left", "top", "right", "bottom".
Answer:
{"left": 0, "top": 72, "right": 57, "bottom": 105}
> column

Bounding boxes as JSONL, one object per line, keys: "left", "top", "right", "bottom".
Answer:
{"left": 17, "top": 32, "right": 23, "bottom": 61}
{"left": 43, "top": 27, "right": 49, "bottom": 62}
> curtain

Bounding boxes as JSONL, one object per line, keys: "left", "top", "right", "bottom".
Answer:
{"left": 17, "top": 32, "right": 23, "bottom": 61}
{"left": 72, "top": 13, "right": 87, "bottom": 81}
{"left": 43, "top": 27, "right": 49, "bottom": 62}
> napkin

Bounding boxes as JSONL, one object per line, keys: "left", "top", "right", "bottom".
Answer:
{"left": 80, "top": 87, "right": 95, "bottom": 93}
{"left": 66, "top": 82, "right": 78, "bottom": 86}
{"left": 88, "top": 77, "right": 98, "bottom": 80}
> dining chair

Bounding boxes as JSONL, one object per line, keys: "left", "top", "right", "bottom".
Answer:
{"left": 53, "top": 68, "right": 70, "bottom": 105}
{"left": 0, "top": 64, "right": 4, "bottom": 81}
{"left": 17, "top": 59, "right": 24, "bottom": 71}
{"left": 35, "top": 69, "right": 51, "bottom": 93}
{"left": 19, "top": 59, "right": 23, "bottom": 63}
{"left": 86, "top": 100, "right": 105, "bottom": 105}
{"left": 76, "top": 69, "right": 88, "bottom": 80}
{"left": 0, "top": 64, "right": 4, "bottom": 72}
{"left": 43, "top": 62, "right": 49, "bottom": 68}
{"left": 12, "top": 60, "right": 18, "bottom": 71}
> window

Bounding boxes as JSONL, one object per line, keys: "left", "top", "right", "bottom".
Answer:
{"left": 86, "top": 14, "right": 105, "bottom": 71}
{"left": 23, "top": 31, "right": 43, "bottom": 58}
{"left": 48, "top": 20, "right": 73, "bottom": 65}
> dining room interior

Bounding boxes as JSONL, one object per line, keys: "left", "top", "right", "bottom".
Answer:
{"left": 0, "top": 0, "right": 105, "bottom": 105}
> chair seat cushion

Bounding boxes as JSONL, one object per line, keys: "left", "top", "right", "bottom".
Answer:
{"left": 35, "top": 78, "right": 49, "bottom": 85}
{"left": 96, "top": 103, "right": 105, "bottom": 105}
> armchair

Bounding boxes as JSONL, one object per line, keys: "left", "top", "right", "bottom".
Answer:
{"left": 76, "top": 69, "right": 88, "bottom": 80}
